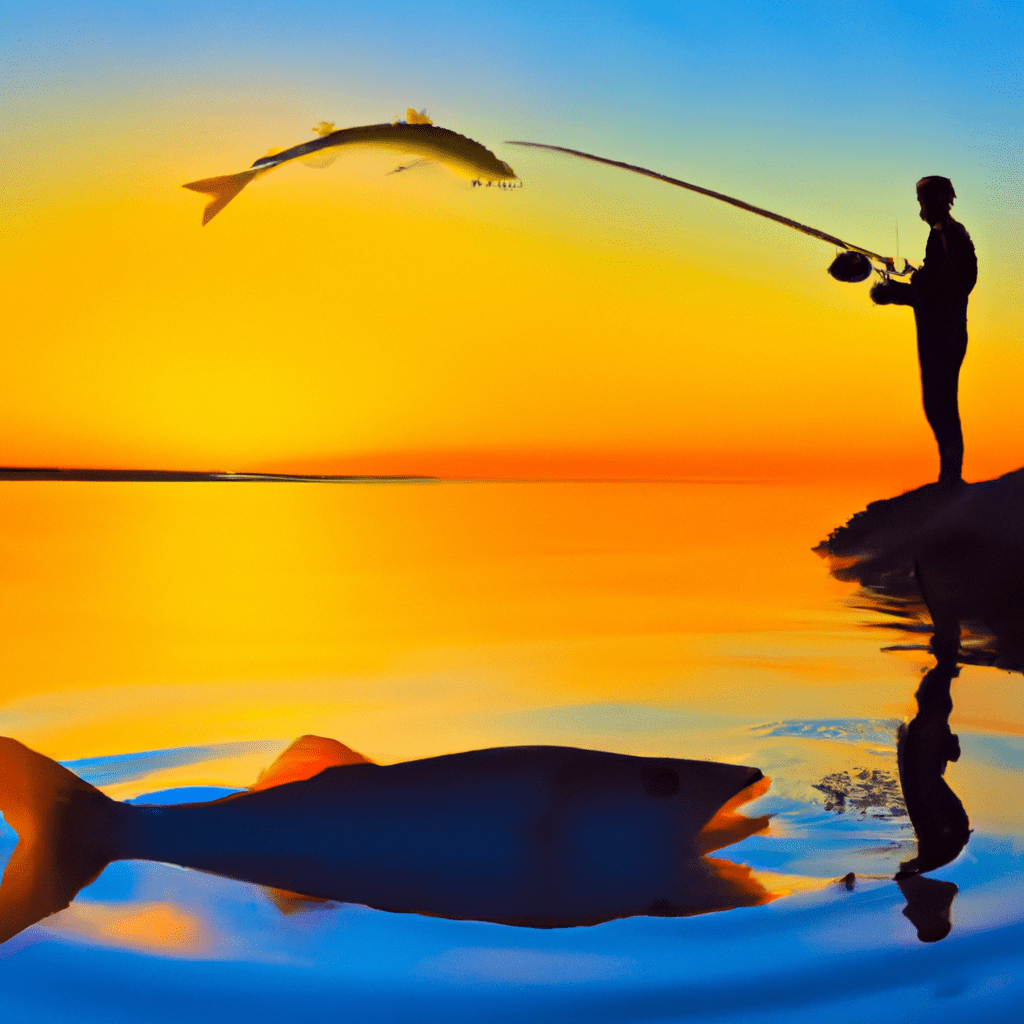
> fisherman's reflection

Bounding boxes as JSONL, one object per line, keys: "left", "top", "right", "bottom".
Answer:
{"left": 818, "top": 472, "right": 1024, "bottom": 672}
{"left": 895, "top": 657, "right": 970, "bottom": 942}
{"left": 814, "top": 485, "right": 1024, "bottom": 941}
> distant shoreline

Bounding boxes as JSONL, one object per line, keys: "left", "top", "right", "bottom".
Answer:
{"left": 0, "top": 467, "right": 437, "bottom": 483}
{"left": 0, "top": 468, "right": 783, "bottom": 484}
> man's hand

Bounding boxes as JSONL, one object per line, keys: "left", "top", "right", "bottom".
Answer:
{"left": 871, "top": 279, "right": 914, "bottom": 306}
{"left": 870, "top": 281, "right": 895, "bottom": 305}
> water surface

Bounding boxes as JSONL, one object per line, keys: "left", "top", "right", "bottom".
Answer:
{"left": 1, "top": 480, "right": 1022, "bottom": 1021}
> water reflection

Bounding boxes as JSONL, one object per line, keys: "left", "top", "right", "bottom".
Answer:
{"left": 896, "top": 661, "right": 970, "bottom": 878}
{"left": 820, "top": 471, "right": 1024, "bottom": 941}
{"left": 819, "top": 470, "right": 1024, "bottom": 670}
{"left": 894, "top": 660, "right": 969, "bottom": 942}
{"left": 0, "top": 737, "right": 772, "bottom": 946}
{"left": 897, "top": 874, "right": 959, "bottom": 943}
{"left": 4, "top": 473, "right": 1020, "bottom": 952}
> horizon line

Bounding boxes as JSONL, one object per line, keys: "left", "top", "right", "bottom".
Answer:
{"left": 0, "top": 466, "right": 780, "bottom": 485}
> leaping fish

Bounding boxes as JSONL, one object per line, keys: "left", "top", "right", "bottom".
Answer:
{"left": 184, "top": 109, "right": 520, "bottom": 225}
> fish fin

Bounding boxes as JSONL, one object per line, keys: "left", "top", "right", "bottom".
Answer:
{"left": 702, "top": 856, "right": 776, "bottom": 907}
{"left": 311, "top": 121, "right": 336, "bottom": 137}
{"left": 387, "top": 158, "right": 432, "bottom": 175}
{"left": 406, "top": 108, "right": 433, "bottom": 125}
{"left": 261, "top": 887, "right": 333, "bottom": 915}
{"left": 0, "top": 738, "right": 115, "bottom": 945}
{"left": 182, "top": 168, "right": 263, "bottom": 225}
{"left": 248, "top": 734, "right": 373, "bottom": 793}
{"left": 298, "top": 148, "right": 342, "bottom": 170}
{"left": 262, "top": 147, "right": 284, "bottom": 157}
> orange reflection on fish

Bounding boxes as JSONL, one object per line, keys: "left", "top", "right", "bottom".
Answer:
{"left": 696, "top": 773, "right": 771, "bottom": 855}
{"left": 249, "top": 735, "right": 372, "bottom": 792}
{"left": 41, "top": 901, "right": 210, "bottom": 956}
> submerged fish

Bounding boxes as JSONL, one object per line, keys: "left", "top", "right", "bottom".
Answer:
{"left": 0, "top": 735, "right": 771, "bottom": 940}
{"left": 183, "top": 110, "right": 520, "bottom": 225}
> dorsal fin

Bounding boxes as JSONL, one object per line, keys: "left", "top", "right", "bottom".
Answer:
{"left": 249, "top": 735, "right": 372, "bottom": 792}
{"left": 311, "top": 122, "right": 336, "bottom": 137}
{"left": 249, "top": 734, "right": 372, "bottom": 915}
{"left": 406, "top": 108, "right": 433, "bottom": 125}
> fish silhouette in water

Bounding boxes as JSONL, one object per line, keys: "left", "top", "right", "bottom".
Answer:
{"left": 183, "top": 110, "right": 520, "bottom": 224}
{"left": 0, "top": 736, "right": 771, "bottom": 942}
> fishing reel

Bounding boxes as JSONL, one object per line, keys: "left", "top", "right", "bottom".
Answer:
{"left": 828, "top": 250, "right": 914, "bottom": 284}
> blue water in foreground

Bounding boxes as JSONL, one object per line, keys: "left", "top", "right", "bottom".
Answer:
{"left": 2, "top": 481, "right": 1022, "bottom": 1021}
{"left": 2, "top": 727, "right": 1022, "bottom": 1023}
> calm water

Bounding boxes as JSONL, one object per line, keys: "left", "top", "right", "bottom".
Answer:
{"left": 1, "top": 480, "right": 1022, "bottom": 1022}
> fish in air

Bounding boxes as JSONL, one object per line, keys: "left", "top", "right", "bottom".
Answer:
{"left": 183, "top": 109, "right": 520, "bottom": 225}
{"left": 0, "top": 734, "right": 772, "bottom": 940}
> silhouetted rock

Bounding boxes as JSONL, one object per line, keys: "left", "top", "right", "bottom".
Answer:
{"left": 817, "top": 468, "right": 1024, "bottom": 669}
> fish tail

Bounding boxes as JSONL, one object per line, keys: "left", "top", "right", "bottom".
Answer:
{"left": 0, "top": 738, "right": 117, "bottom": 945}
{"left": 182, "top": 168, "right": 263, "bottom": 225}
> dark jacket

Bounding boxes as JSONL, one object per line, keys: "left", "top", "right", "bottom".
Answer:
{"left": 912, "top": 218, "right": 977, "bottom": 324}
{"left": 880, "top": 218, "right": 977, "bottom": 331}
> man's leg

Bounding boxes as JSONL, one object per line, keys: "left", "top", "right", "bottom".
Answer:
{"left": 918, "top": 328, "right": 968, "bottom": 485}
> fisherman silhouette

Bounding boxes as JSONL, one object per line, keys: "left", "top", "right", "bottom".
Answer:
{"left": 870, "top": 177, "right": 977, "bottom": 487}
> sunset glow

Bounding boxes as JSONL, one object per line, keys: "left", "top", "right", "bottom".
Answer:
{"left": 3, "top": 3, "right": 1021, "bottom": 484}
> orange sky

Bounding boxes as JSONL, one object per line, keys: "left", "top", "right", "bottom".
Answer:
{"left": 4, "top": 146, "right": 1020, "bottom": 484}
{"left": 3, "top": 7, "right": 1022, "bottom": 484}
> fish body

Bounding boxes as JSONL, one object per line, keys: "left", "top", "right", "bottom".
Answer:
{"left": 184, "top": 116, "right": 519, "bottom": 225}
{"left": 120, "top": 745, "right": 768, "bottom": 926}
{"left": 249, "top": 122, "right": 517, "bottom": 181}
{"left": 0, "top": 738, "right": 769, "bottom": 936}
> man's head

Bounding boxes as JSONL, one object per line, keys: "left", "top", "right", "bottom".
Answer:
{"left": 917, "top": 176, "right": 956, "bottom": 226}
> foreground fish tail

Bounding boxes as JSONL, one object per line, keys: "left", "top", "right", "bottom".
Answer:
{"left": 0, "top": 738, "right": 117, "bottom": 944}
{"left": 182, "top": 168, "right": 265, "bottom": 225}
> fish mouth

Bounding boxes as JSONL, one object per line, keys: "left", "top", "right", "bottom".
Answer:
{"left": 697, "top": 773, "right": 772, "bottom": 856}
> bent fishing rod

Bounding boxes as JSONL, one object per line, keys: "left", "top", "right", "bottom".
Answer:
{"left": 505, "top": 141, "right": 913, "bottom": 282}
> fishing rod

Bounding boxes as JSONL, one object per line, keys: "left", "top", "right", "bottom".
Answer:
{"left": 505, "top": 141, "right": 914, "bottom": 282}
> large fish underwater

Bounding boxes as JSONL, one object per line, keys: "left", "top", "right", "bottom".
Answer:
{"left": 183, "top": 109, "right": 520, "bottom": 225}
{"left": 0, "top": 735, "right": 772, "bottom": 942}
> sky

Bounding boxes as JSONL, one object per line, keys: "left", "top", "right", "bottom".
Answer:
{"left": 2, "top": 0, "right": 1022, "bottom": 482}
